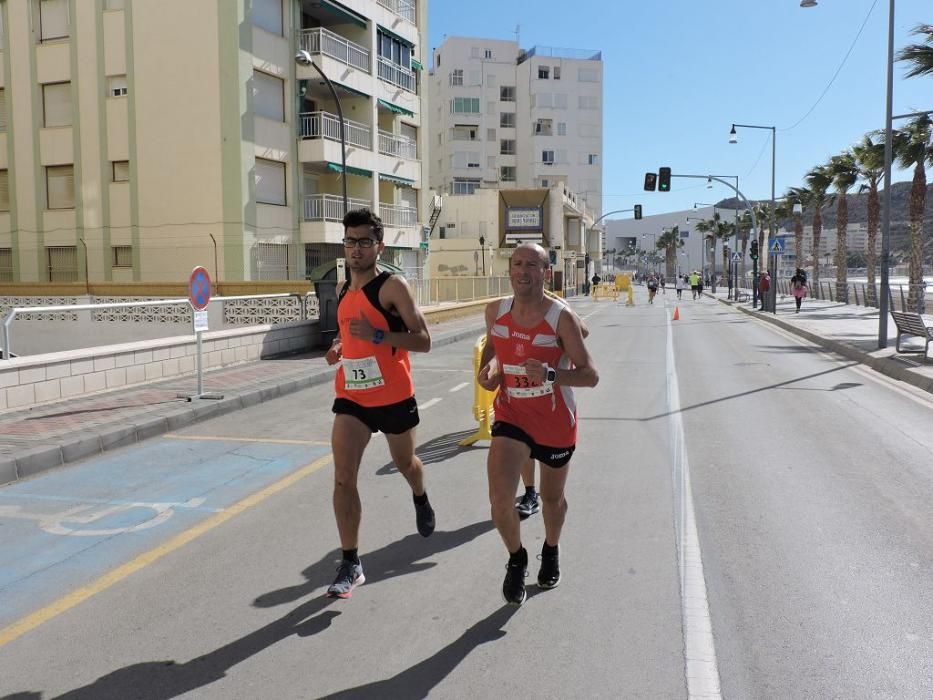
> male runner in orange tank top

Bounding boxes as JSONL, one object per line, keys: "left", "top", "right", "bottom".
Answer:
{"left": 323, "top": 209, "right": 433, "bottom": 599}
{"left": 478, "top": 243, "right": 599, "bottom": 605}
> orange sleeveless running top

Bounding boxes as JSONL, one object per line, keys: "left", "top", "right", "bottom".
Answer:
{"left": 490, "top": 297, "right": 577, "bottom": 447}
{"left": 334, "top": 272, "right": 414, "bottom": 407}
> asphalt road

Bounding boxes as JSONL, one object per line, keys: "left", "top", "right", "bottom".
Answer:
{"left": 2, "top": 288, "right": 932, "bottom": 699}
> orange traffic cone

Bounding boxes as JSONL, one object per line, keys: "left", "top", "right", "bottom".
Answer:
{"left": 672, "top": 306, "right": 680, "bottom": 321}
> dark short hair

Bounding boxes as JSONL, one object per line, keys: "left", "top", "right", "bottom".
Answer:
{"left": 342, "top": 208, "right": 384, "bottom": 242}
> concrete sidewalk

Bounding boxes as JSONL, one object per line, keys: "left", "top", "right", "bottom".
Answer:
{"left": 706, "top": 288, "right": 933, "bottom": 394}
{"left": 0, "top": 317, "right": 486, "bottom": 486}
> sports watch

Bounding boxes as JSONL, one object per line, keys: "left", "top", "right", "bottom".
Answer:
{"left": 543, "top": 364, "right": 557, "bottom": 385}
{"left": 372, "top": 329, "right": 385, "bottom": 345}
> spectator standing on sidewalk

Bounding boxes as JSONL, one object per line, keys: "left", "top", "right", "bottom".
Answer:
{"left": 790, "top": 269, "right": 809, "bottom": 313}
{"left": 758, "top": 270, "right": 772, "bottom": 311}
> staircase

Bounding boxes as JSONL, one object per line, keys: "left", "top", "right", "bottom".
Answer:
{"left": 426, "top": 195, "right": 442, "bottom": 238}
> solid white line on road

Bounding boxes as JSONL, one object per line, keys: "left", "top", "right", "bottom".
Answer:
{"left": 418, "top": 398, "right": 442, "bottom": 410}
{"left": 667, "top": 307, "right": 723, "bottom": 699}
{"left": 449, "top": 382, "right": 470, "bottom": 393}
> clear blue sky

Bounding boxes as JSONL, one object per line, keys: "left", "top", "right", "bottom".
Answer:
{"left": 428, "top": 0, "right": 931, "bottom": 217}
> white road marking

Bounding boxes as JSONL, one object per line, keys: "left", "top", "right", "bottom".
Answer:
{"left": 418, "top": 398, "right": 442, "bottom": 410}
{"left": 667, "top": 309, "right": 722, "bottom": 698}
{"left": 449, "top": 382, "right": 470, "bottom": 393}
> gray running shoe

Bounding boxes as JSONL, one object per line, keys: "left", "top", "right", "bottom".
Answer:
{"left": 515, "top": 490, "right": 540, "bottom": 520}
{"left": 327, "top": 559, "right": 365, "bottom": 599}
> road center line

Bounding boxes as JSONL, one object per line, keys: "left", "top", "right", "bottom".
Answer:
{"left": 449, "top": 382, "right": 470, "bottom": 393}
{"left": 667, "top": 308, "right": 722, "bottom": 698}
{"left": 417, "top": 398, "right": 442, "bottom": 410}
{"left": 0, "top": 453, "right": 334, "bottom": 649}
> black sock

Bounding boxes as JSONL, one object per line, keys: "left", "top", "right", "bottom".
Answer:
{"left": 342, "top": 549, "right": 359, "bottom": 565}
{"left": 509, "top": 546, "right": 527, "bottom": 566}
{"left": 525, "top": 485, "right": 536, "bottom": 495}
{"left": 542, "top": 542, "right": 558, "bottom": 557}
{"left": 413, "top": 491, "right": 428, "bottom": 505}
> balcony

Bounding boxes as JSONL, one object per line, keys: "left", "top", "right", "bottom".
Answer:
{"left": 379, "top": 203, "right": 417, "bottom": 228}
{"left": 378, "top": 57, "right": 417, "bottom": 94}
{"left": 297, "top": 27, "right": 370, "bottom": 72}
{"left": 378, "top": 130, "right": 417, "bottom": 160}
{"left": 299, "top": 111, "right": 372, "bottom": 150}
{"left": 376, "top": 0, "right": 416, "bottom": 24}
{"left": 303, "top": 194, "right": 372, "bottom": 222}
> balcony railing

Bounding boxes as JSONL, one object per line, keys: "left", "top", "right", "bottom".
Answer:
{"left": 377, "top": 57, "right": 417, "bottom": 94}
{"left": 376, "top": 0, "right": 416, "bottom": 24}
{"left": 297, "top": 27, "right": 370, "bottom": 72}
{"left": 299, "top": 111, "right": 372, "bottom": 150}
{"left": 303, "top": 194, "right": 372, "bottom": 222}
{"left": 379, "top": 203, "right": 417, "bottom": 228}
{"left": 378, "top": 130, "right": 417, "bottom": 160}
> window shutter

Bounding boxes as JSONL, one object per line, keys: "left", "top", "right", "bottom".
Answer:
{"left": 113, "top": 161, "right": 130, "bottom": 182}
{"left": 0, "top": 89, "right": 6, "bottom": 131}
{"left": 0, "top": 171, "right": 9, "bottom": 211}
{"left": 47, "top": 165, "right": 75, "bottom": 209}
{"left": 253, "top": 71, "right": 284, "bottom": 122}
{"left": 255, "top": 158, "right": 285, "bottom": 205}
{"left": 44, "top": 83, "right": 72, "bottom": 128}
{"left": 40, "top": 0, "right": 69, "bottom": 40}
{"left": 252, "top": 0, "right": 282, "bottom": 35}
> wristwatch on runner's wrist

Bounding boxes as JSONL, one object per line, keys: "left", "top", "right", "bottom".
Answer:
{"left": 372, "top": 329, "right": 385, "bottom": 345}
{"left": 543, "top": 364, "right": 557, "bottom": 385}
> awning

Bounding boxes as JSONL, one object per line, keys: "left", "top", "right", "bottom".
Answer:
{"left": 379, "top": 173, "right": 415, "bottom": 187}
{"left": 318, "top": 0, "right": 367, "bottom": 29}
{"left": 377, "top": 98, "right": 414, "bottom": 117}
{"left": 326, "top": 162, "right": 372, "bottom": 178}
{"left": 377, "top": 24, "right": 414, "bottom": 48}
{"left": 410, "top": 58, "right": 423, "bottom": 71}
{"left": 331, "top": 81, "right": 369, "bottom": 99}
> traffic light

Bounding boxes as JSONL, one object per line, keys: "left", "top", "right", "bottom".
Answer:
{"left": 643, "top": 172, "right": 657, "bottom": 191}
{"left": 548, "top": 249, "right": 558, "bottom": 265}
{"left": 658, "top": 167, "right": 671, "bottom": 192}
{"left": 749, "top": 240, "right": 759, "bottom": 260}
{"left": 634, "top": 204, "right": 643, "bottom": 220}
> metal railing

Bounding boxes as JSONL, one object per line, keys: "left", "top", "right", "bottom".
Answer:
{"left": 303, "top": 194, "right": 372, "bottom": 222}
{"left": 792, "top": 280, "right": 929, "bottom": 314}
{"left": 408, "top": 276, "right": 510, "bottom": 307}
{"left": 377, "top": 57, "right": 417, "bottom": 93}
{"left": 378, "top": 203, "right": 417, "bottom": 228}
{"left": 299, "top": 111, "right": 372, "bottom": 149}
{"left": 376, "top": 0, "right": 416, "bottom": 24}
{"left": 297, "top": 27, "right": 370, "bottom": 72}
{"left": 378, "top": 130, "right": 417, "bottom": 160}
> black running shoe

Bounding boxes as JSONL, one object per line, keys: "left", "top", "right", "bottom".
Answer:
{"left": 502, "top": 549, "right": 528, "bottom": 606}
{"left": 327, "top": 559, "right": 365, "bottom": 599}
{"left": 414, "top": 495, "right": 435, "bottom": 537}
{"left": 537, "top": 548, "right": 561, "bottom": 589}
{"left": 515, "top": 490, "right": 540, "bottom": 520}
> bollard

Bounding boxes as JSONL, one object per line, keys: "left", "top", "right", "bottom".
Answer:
{"left": 459, "top": 334, "right": 498, "bottom": 446}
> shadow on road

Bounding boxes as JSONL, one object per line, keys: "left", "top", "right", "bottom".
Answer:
{"left": 377, "top": 429, "right": 485, "bottom": 475}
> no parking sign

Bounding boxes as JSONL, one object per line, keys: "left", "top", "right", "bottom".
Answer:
{"left": 188, "top": 266, "right": 211, "bottom": 310}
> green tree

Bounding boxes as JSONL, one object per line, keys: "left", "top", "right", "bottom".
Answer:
{"left": 828, "top": 151, "right": 859, "bottom": 301}
{"left": 804, "top": 165, "right": 834, "bottom": 286}
{"left": 893, "top": 114, "right": 932, "bottom": 312}
{"left": 896, "top": 24, "right": 933, "bottom": 78}
{"left": 785, "top": 187, "right": 811, "bottom": 272}
{"left": 852, "top": 134, "right": 885, "bottom": 306}
{"left": 656, "top": 226, "right": 684, "bottom": 280}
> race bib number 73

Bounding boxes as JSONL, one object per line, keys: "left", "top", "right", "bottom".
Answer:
{"left": 343, "top": 356, "right": 385, "bottom": 390}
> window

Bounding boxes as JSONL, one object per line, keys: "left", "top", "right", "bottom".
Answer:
{"left": 47, "top": 246, "right": 78, "bottom": 281}
{"left": 500, "top": 166, "right": 516, "bottom": 182}
{"left": 111, "top": 245, "right": 132, "bottom": 268}
{"left": 46, "top": 165, "right": 74, "bottom": 209}
{"left": 112, "top": 161, "right": 129, "bottom": 182}
{"left": 0, "top": 89, "right": 6, "bottom": 132}
{"left": 450, "top": 97, "right": 480, "bottom": 114}
{"left": 539, "top": 179, "right": 550, "bottom": 188}
{"left": 486, "top": 128, "right": 496, "bottom": 142}
{"left": 579, "top": 95, "right": 600, "bottom": 110}
{"left": 452, "top": 178, "right": 481, "bottom": 195}
{"left": 449, "top": 69, "right": 463, "bottom": 86}
{"left": 451, "top": 125, "right": 477, "bottom": 141}
{"left": 500, "top": 139, "right": 515, "bottom": 155}
{"left": 435, "top": 53, "right": 440, "bottom": 67}
{"left": 588, "top": 154, "right": 599, "bottom": 165}
{"left": 108, "top": 75, "right": 127, "bottom": 97}
{"left": 499, "top": 86, "right": 515, "bottom": 102}
{"left": 499, "top": 112, "right": 515, "bottom": 128}
{"left": 39, "top": 0, "right": 69, "bottom": 41}
{"left": 378, "top": 31, "right": 411, "bottom": 70}
{"left": 0, "top": 248, "right": 12, "bottom": 282}
{"left": 538, "top": 66, "right": 549, "bottom": 79}
{"left": 437, "top": 133, "right": 442, "bottom": 145}
{"left": 0, "top": 170, "right": 8, "bottom": 211}
{"left": 255, "top": 158, "right": 286, "bottom": 205}
{"left": 252, "top": 0, "right": 282, "bottom": 35}
{"left": 553, "top": 66, "right": 561, "bottom": 80}
{"left": 43, "top": 82, "right": 72, "bottom": 127}
{"left": 534, "top": 118, "right": 553, "bottom": 136}
{"left": 484, "top": 49, "right": 493, "bottom": 59}
{"left": 557, "top": 122, "right": 566, "bottom": 136}
{"left": 542, "top": 150, "right": 554, "bottom": 165}
{"left": 253, "top": 71, "right": 284, "bottom": 122}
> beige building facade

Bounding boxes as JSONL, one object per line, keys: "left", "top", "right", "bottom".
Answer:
{"left": 0, "top": 0, "right": 428, "bottom": 284}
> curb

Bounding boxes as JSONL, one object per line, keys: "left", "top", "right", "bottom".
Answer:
{"left": 0, "top": 322, "right": 486, "bottom": 486}
{"left": 712, "top": 295, "right": 933, "bottom": 397}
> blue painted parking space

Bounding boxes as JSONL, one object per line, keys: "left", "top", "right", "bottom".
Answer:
{"left": 0, "top": 437, "right": 330, "bottom": 629}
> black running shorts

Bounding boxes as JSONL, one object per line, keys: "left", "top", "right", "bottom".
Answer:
{"left": 491, "top": 420, "right": 575, "bottom": 469}
{"left": 332, "top": 396, "right": 419, "bottom": 435}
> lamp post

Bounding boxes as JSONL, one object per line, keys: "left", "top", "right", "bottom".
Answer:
{"left": 642, "top": 233, "right": 657, "bottom": 275}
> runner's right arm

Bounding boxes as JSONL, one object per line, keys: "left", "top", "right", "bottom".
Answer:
{"left": 477, "top": 302, "right": 500, "bottom": 391}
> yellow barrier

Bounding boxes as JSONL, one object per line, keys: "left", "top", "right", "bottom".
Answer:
{"left": 592, "top": 283, "right": 618, "bottom": 301}
{"left": 616, "top": 274, "right": 631, "bottom": 292}
{"left": 459, "top": 334, "right": 498, "bottom": 446}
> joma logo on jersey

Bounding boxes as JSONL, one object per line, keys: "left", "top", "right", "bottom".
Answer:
{"left": 511, "top": 331, "right": 531, "bottom": 340}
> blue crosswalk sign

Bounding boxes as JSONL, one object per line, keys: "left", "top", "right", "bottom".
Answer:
{"left": 770, "top": 239, "right": 786, "bottom": 254}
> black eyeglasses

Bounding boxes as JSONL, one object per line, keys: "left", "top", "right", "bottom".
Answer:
{"left": 342, "top": 237, "right": 377, "bottom": 248}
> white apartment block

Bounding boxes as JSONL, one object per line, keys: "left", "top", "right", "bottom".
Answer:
{"left": 0, "top": 0, "right": 427, "bottom": 284}
{"left": 427, "top": 37, "right": 603, "bottom": 217}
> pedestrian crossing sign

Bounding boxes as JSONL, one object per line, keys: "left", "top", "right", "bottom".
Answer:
{"left": 731, "top": 252, "right": 741, "bottom": 262}
{"left": 770, "top": 239, "right": 786, "bottom": 254}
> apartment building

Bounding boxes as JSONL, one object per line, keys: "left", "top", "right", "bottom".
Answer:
{"left": 427, "top": 36, "right": 603, "bottom": 218}
{"left": 0, "top": 0, "right": 427, "bottom": 284}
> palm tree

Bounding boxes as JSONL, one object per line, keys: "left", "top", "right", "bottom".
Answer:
{"left": 893, "top": 114, "right": 932, "bottom": 312}
{"left": 896, "top": 24, "right": 933, "bottom": 78}
{"left": 828, "top": 151, "right": 859, "bottom": 301}
{"left": 656, "top": 226, "right": 683, "bottom": 280}
{"left": 695, "top": 213, "right": 733, "bottom": 291}
{"left": 852, "top": 134, "right": 885, "bottom": 306}
{"left": 786, "top": 187, "right": 810, "bottom": 274}
{"left": 804, "top": 165, "right": 833, "bottom": 288}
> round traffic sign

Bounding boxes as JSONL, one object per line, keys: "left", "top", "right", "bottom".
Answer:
{"left": 189, "top": 266, "right": 211, "bottom": 310}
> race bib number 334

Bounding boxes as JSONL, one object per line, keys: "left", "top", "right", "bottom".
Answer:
{"left": 343, "top": 356, "right": 385, "bottom": 390}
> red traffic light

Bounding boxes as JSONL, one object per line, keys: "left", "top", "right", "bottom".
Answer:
{"left": 643, "top": 173, "right": 657, "bottom": 191}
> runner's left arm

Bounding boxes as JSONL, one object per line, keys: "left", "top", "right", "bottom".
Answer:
{"left": 376, "top": 275, "right": 432, "bottom": 353}
{"left": 549, "top": 310, "right": 598, "bottom": 387}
